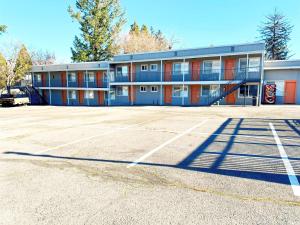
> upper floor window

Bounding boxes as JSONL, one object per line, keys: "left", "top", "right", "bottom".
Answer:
{"left": 140, "top": 86, "right": 147, "bottom": 92}
{"left": 141, "top": 64, "right": 148, "bottom": 71}
{"left": 203, "top": 60, "right": 220, "bottom": 74}
{"left": 68, "top": 90, "right": 76, "bottom": 99}
{"left": 68, "top": 72, "right": 76, "bottom": 82}
{"left": 248, "top": 58, "right": 260, "bottom": 72}
{"left": 173, "top": 62, "right": 189, "bottom": 74}
{"left": 86, "top": 72, "right": 95, "bottom": 82}
{"left": 84, "top": 90, "right": 94, "bottom": 99}
{"left": 116, "top": 86, "right": 128, "bottom": 96}
{"left": 239, "top": 58, "right": 247, "bottom": 72}
{"left": 35, "top": 74, "right": 41, "bottom": 82}
{"left": 116, "top": 66, "right": 128, "bottom": 76}
{"left": 172, "top": 85, "right": 188, "bottom": 98}
{"left": 150, "top": 64, "right": 158, "bottom": 71}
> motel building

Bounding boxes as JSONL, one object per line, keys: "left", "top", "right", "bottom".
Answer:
{"left": 30, "top": 42, "right": 300, "bottom": 106}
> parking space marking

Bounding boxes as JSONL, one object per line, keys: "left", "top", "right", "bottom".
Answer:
{"left": 127, "top": 119, "right": 208, "bottom": 168}
{"left": 269, "top": 123, "right": 300, "bottom": 197}
{"left": 35, "top": 118, "right": 162, "bottom": 154}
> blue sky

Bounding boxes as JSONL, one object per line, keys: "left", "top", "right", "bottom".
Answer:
{"left": 0, "top": 0, "right": 299, "bottom": 62}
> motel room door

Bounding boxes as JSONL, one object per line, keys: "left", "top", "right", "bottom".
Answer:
{"left": 284, "top": 80, "right": 297, "bottom": 104}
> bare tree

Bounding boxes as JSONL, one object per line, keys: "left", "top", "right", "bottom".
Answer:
{"left": 30, "top": 49, "right": 56, "bottom": 65}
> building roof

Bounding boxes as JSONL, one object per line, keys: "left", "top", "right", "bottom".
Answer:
{"left": 264, "top": 60, "right": 300, "bottom": 70}
{"left": 31, "top": 42, "right": 265, "bottom": 72}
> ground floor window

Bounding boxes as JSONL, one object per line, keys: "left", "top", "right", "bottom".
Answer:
{"left": 110, "top": 90, "right": 116, "bottom": 100}
{"left": 116, "top": 86, "right": 128, "bottom": 96}
{"left": 238, "top": 85, "right": 257, "bottom": 98}
{"left": 140, "top": 86, "right": 147, "bottom": 92}
{"left": 68, "top": 90, "right": 76, "bottom": 99}
{"left": 172, "top": 85, "right": 188, "bottom": 97}
{"left": 151, "top": 86, "right": 158, "bottom": 92}
{"left": 201, "top": 85, "right": 219, "bottom": 96}
{"left": 84, "top": 90, "right": 94, "bottom": 99}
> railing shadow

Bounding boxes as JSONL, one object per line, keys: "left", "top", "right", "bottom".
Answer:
{"left": 4, "top": 118, "right": 300, "bottom": 186}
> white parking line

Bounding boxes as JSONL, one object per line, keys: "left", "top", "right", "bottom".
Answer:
{"left": 127, "top": 119, "right": 208, "bottom": 168}
{"left": 36, "top": 118, "right": 160, "bottom": 154}
{"left": 269, "top": 123, "right": 300, "bottom": 197}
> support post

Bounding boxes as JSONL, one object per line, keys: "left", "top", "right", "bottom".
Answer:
{"left": 107, "top": 65, "right": 111, "bottom": 106}
{"left": 66, "top": 70, "right": 69, "bottom": 106}
{"left": 48, "top": 72, "right": 52, "bottom": 105}
{"left": 160, "top": 60, "right": 163, "bottom": 105}
{"left": 182, "top": 59, "right": 185, "bottom": 106}
{"left": 258, "top": 53, "right": 265, "bottom": 106}
{"left": 130, "top": 61, "right": 133, "bottom": 105}
{"left": 86, "top": 70, "right": 89, "bottom": 106}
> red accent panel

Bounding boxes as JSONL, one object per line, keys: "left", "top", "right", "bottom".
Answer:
{"left": 130, "top": 64, "right": 136, "bottom": 82}
{"left": 78, "top": 90, "right": 84, "bottom": 105}
{"left": 224, "top": 59, "right": 235, "bottom": 80}
{"left": 225, "top": 84, "right": 236, "bottom": 104}
{"left": 164, "top": 85, "right": 172, "bottom": 104}
{"left": 96, "top": 71, "right": 103, "bottom": 87}
{"left": 164, "top": 63, "right": 172, "bottom": 81}
{"left": 98, "top": 91, "right": 104, "bottom": 105}
{"left": 284, "top": 80, "right": 297, "bottom": 104}
{"left": 42, "top": 73, "right": 47, "bottom": 86}
{"left": 77, "top": 71, "right": 84, "bottom": 87}
{"left": 129, "top": 86, "right": 136, "bottom": 104}
{"left": 191, "top": 85, "right": 200, "bottom": 104}
{"left": 191, "top": 61, "right": 201, "bottom": 81}
{"left": 61, "top": 71, "right": 67, "bottom": 87}
{"left": 62, "top": 90, "right": 67, "bottom": 105}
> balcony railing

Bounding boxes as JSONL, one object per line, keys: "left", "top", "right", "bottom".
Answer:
{"left": 33, "top": 78, "right": 108, "bottom": 88}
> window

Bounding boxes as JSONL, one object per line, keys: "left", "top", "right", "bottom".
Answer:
{"left": 141, "top": 64, "right": 148, "bottom": 71}
{"left": 116, "top": 66, "right": 128, "bottom": 76}
{"left": 203, "top": 60, "right": 220, "bottom": 74}
{"left": 150, "top": 64, "right": 158, "bottom": 71}
{"left": 110, "top": 90, "right": 116, "bottom": 100}
{"left": 151, "top": 86, "right": 158, "bottom": 92}
{"left": 86, "top": 72, "right": 95, "bottom": 82}
{"left": 35, "top": 74, "right": 41, "bottom": 82}
{"left": 201, "top": 85, "right": 219, "bottom": 96}
{"left": 172, "top": 86, "right": 188, "bottom": 98}
{"left": 68, "top": 72, "right": 76, "bottom": 82}
{"left": 68, "top": 90, "right": 76, "bottom": 100}
{"left": 248, "top": 58, "right": 260, "bottom": 72}
{"left": 84, "top": 90, "right": 94, "bottom": 99}
{"left": 116, "top": 86, "right": 128, "bottom": 96}
{"left": 173, "top": 62, "right": 189, "bottom": 74}
{"left": 239, "top": 58, "right": 247, "bottom": 72}
{"left": 140, "top": 86, "right": 147, "bottom": 92}
{"left": 238, "top": 85, "right": 258, "bottom": 98}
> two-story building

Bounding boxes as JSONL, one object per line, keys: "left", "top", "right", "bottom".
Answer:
{"left": 31, "top": 42, "right": 267, "bottom": 106}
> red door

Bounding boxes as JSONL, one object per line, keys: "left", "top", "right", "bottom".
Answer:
{"left": 96, "top": 71, "right": 103, "bottom": 87}
{"left": 284, "top": 80, "right": 297, "bottom": 104}
{"left": 61, "top": 90, "right": 67, "bottom": 105}
{"left": 191, "top": 85, "right": 200, "bottom": 104}
{"left": 78, "top": 90, "right": 84, "bottom": 105}
{"left": 191, "top": 61, "right": 200, "bottom": 81}
{"left": 224, "top": 59, "right": 236, "bottom": 104}
{"left": 164, "top": 85, "right": 172, "bottom": 104}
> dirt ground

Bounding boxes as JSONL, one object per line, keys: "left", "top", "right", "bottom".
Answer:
{"left": 0, "top": 105, "right": 300, "bottom": 225}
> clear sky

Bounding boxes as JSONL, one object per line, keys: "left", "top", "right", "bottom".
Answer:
{"left": 0, "top": 0, "right": 299, "bottom": 62}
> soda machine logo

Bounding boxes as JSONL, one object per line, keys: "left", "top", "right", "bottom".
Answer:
{"left": 264, "top": 84, "right": 276, "bottom": 104}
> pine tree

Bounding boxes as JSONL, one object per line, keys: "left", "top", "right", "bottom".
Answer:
{"left": 130, "top": 21, "right": 140, "bottom": 35}
{"left": 259, "top": 9, "right": 293, "bottom": 60}
{"left": 68, "top": 0, "right": 125, "bottom": 62}
{"left": 140, "top": 25, "right": 149, "bottom": 35}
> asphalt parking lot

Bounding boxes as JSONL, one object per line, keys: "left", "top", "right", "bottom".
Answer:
{"left": 0, "top": 106, "right": 300, "bottom": 225}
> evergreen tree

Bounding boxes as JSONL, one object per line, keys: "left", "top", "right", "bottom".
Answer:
{"left": 68, "top": 0, "right": 125, "bottom": 62}
{"left": 140, "top": 24, "right": 149, "bottom": 35}
{"left": 130, "top": 21, "right": 140, "bottom": 35}
{"left": 259, "top": 9, "right": 293, "bottom": 60}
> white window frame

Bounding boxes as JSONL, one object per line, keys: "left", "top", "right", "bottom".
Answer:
{"left": 86, "top": 72, "right": 95, "bottom": 82}
{"left": 238, "top": 85, "right": 257, "bottom": 98}
{"left": 116, "top": 66, "right": 128, "bottom": 77}
{"left": 248, "top": 57, "right": 260, "bottom": 72}
{"left": 68, "top": 72, "right": 76, "bottom": 82}
{"left": 116, "top": 86, "right": 128, "bottom": 96}
{"left": 172, "top": 85, "right": 188, "bottom": 98}
{"left": 68, "top": 90, "right": 76, "bottom": 100}
{"left": 141, "top": 64, "right": 148, "bottom": 72}
{"left": 140, "top": 86, "right": 147, "bottom": 92}
{"left": 203, "top": 60, "right": 220, "bottom": 74}
{"left": 150, "top": 64, "right": 158, "bottom": 71}
{"left": 36, "top": 74, "right": 41, "bottom": 82}
{"left": 151, "top": 86, "right": 158, "bottom": 92}
{"left": 238, "top": 58, "right": 247, "bottom": 72}
{"left": 110, "top": 90, "right": 116, "bottom": 100}
{"left": 173, "top": 62, "right": 189, "bottom": 73}
{"left": 84, "top": 90, "right": 94, "bottom": 99}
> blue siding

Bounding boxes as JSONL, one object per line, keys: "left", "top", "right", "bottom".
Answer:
{"left": 135, "top": 86, "right": 161, "bottom": 105}
{"left": 51, "top": 90, "right": 62, "bottom": 105}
